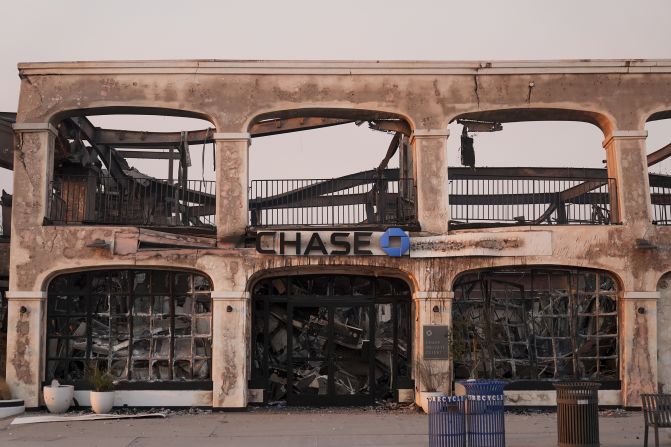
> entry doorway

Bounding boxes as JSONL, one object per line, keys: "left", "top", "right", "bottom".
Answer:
{"left": 251, "top": 274, "right": 412, "bottom": 406}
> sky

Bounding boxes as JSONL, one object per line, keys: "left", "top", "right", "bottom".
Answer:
{"left": 1, "top": 0, "right": 671, "bottom": 195}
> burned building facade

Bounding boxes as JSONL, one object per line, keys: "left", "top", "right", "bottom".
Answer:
{"left": 3, "top": 59, "right": 671, "bottom": 409}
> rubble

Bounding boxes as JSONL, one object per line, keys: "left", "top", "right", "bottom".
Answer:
{"left": 252, "top": 276, "right": 411, "bottom": 404}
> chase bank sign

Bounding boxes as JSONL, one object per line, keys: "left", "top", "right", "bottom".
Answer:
{"left": 256, "top": 228, "right": 411, "bottom": 257}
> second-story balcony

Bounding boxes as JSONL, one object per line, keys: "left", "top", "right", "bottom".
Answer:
{"left": 46, "top": 168, "right": 623, "bottom": 233}
{"left": 448, "top": 168, "right": 618, "bottom": 229}
{"left": 248, "top": 172, "right": 417, "bottom": 228}
{"left": 47, "top": 174, "right": 216, "bottom": 231}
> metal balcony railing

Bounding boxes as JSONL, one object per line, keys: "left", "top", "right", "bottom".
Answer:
{"left": 48, "top": 175, "right": 215, "bottom": 227}
{"left": 650, "top": 173, "right": 671, "bottom": 225}
{"left": 248, "top": 178, "right": 417, "bottom": 227}
{"left": 449, "top": 176, "right": 617, "bottom": 228}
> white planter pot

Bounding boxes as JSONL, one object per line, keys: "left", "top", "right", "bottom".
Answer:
{"left": 90, "top": 391, "right": 115, "bottom": 414}
{"left": 0, "top": 399, "right": 25, "bottom": 419}
{"left": 43, "top": 384, "right": 74, "bottom": 414}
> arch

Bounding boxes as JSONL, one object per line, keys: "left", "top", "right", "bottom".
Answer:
{"left": 249, "top": 270, "right": 413, "bottom": 405}
{"left": 42, "top": 265, "right": 214, "bottom": 292}
{"left": 447, "top": 264, "right": 624, "bottom": 291}
{"left": 48, "top": 105, "right": 217, "bottom": 129}
{"left": 45, "top": 267, "right": 213, "bottom": 387}
{"left": 245, "top": 107, "right": 415, "bottom": 134}
{"left": 451, "top": 265, "right": 621, "bottom": 386}
{"left": 449, "top": 107, "right": 614, "bottom": 137}
{"left": 246, "top": 264, "right": 417, "bottom": 294}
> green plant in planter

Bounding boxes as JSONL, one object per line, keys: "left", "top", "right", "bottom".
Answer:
{"left": 86, "top": 365, "right": 115, "bottom": 392}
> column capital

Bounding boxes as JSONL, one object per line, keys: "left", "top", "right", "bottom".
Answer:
{"left": 211, "top": 291, "right": 250, "bottom": 301}
{"left": 13, "top": 122, "right": 58, "bottom": 137}
{"left": 602, "top": 130, "right": 648, "bottom": 148}
{"left": 6, "top": 291, "right": 48, "bottom": 301}
{"left": 411, "top": 129, "right": 449, "bottom": 144}
{"left": 622, "top": 291, "right": 660, "bottom": 301}
{"left": 212, "top": 132, "right": 251, "bottom": 142}
{"left": 413, "top": 291, "right": 454, "bottom": 300}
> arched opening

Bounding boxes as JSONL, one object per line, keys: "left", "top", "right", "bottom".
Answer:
{"left": 645, "top": 112, "right": 671, "bottom": 224}
{"left": 447, "top": 109, "right": 616, "bottom": 228}
{"left": 250, "top": 273, "right": 412, "bottom": 406}
{"left": 47, "top": 109, "right": 216, "bottom": 235}
{"left": 452, "top": 266, "right": 619, "bottom": 389}
{"left": 247, "top": 109, "right": 416, "bottom": 229}
{"left": 46, "top": 268, "right": 213, "bottom": 389}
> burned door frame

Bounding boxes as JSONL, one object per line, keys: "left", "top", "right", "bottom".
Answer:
{"left": 250, "top": 274, "right": 413, "bottom": 406}
{"left": 452, "top": 267, "right": 620, "bottom": 390}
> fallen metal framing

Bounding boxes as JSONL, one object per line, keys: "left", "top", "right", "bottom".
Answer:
{"left": 452, "top": 268, "right": 619, "bottom": 386}
{"left": 37, "top": 114, "right": 671, "bottom": 231}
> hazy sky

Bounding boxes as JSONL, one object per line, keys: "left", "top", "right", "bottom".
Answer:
{"left": 1, "top": 0, "right": 671, "bottom": 195}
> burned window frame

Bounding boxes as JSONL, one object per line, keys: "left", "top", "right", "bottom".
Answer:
{"left": 250, "top": 274, "right": 413, "bottom": 405}
{"left": 46, "top": 269, "right": 213, "bottom": 389}
{"left": 452, "top": 268, "right": 619, "bottom": 388}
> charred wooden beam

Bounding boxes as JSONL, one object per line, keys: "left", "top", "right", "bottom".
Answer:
{"left": 250, "top": 169, "right": 399, "bottom": 208}
{"left": 649, "top": 173, "right": 671, "bottom": 188}
{"left": 0, "top": 119, "right": 13, "bottom": 170}
{"left": 117, "top": 150, "right": 181, "bottom": 160}
{"left": 376, "top": 133, "right": 401, "bottom": 173}
{"left": 648, "top": 142, "right": 671, "bottom": 167}
{"left": 448, "top": 166, "right": 609, "bottom": 180}
{"left": 249, "top": 117, "right": 353, "bottom": 137}
{"left": 449, "top": 192, "right": 610, "bottom": 206}
{"left": 94, "top": 128, "right": 211, "bottom": 148}
{"left": 250, "top": 193, "right": 372, "bottom": 209}
{"left": 92, "top": 117, "right": 354, "bottom": 148}
{"left": 369, "top": 120, "right": 412, "bottom": 136}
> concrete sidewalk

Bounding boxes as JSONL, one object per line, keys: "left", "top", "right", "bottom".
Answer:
{"left": 0, "top": 407, "right": 652, "bottom": 447}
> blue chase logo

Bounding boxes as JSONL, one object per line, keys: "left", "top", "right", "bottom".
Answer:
{"left": 379, "top": 228, "right": 410, "bottom": 257}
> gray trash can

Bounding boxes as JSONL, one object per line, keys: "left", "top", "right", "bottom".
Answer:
{"left": 553, "top": 381, "right": 600, "bottom": 447}
{"left": 428, "top": 395, "right": 466, "bottom": 447}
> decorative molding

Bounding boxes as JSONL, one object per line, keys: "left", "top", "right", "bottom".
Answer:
{"left": 411, "top": 129, "right": 450, "bottom": 143}
{"left": 211, "top": 291, "right": 250, "bottom": 301}
{"left": 602, "top": 130, "right": 648, "bottom": 148}
{"left": 6, "top": 291, "right": 48, "bottom": 300}
{"left": 12, "top": 122, "right": 58, "bottom": 137}
{"left": 622, "top": 291, "right": 660, "bottom": 300}
{"left": 17, "top": 59, "right": 671, "bottom": 77}
{"left": 212, "top": 132, "right": 251, "bottom": 142}
{"left": 413, "top": 291, "right": 454, "bottom": 300}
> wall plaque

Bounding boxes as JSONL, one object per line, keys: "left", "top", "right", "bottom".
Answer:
{"left": 423, "top": 325, "right": 450, "bottom": 360}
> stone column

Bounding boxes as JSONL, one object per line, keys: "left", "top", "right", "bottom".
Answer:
{"left": 213, "top": 133, "right": 250, "bottom": 247}
{"left": 621, "top": 291, "right": 658, "bottom": 407}
{"left": 5, "top": 125, "right": 56, "bottom": 407}
{"left": 211, "top": 291, "right": 249, "bottom": 408}
{"left": 10, "top": 124, "right": 56, "bottom": 228}
{"left": 4, "top": 291, "right": 47, "bottom": 408}
{"left": 603, "top": 130, "right": 651, "bottom": 225}
{"left": 411, "top": 130, "right": 450, "bottom": 234}
{"left": 413, "top": 291, "right": 452, "bottom": 410}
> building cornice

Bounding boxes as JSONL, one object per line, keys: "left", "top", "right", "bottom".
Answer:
{"left": 17, "top": 59, "right": 671, "bottom": 77}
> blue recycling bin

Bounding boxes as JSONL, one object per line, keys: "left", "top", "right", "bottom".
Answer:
{"left": 428, "top": 395, "right": 467, "bottom": 447}
{"left": 458, "top": 380, "right": 506, "bottom": 447}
